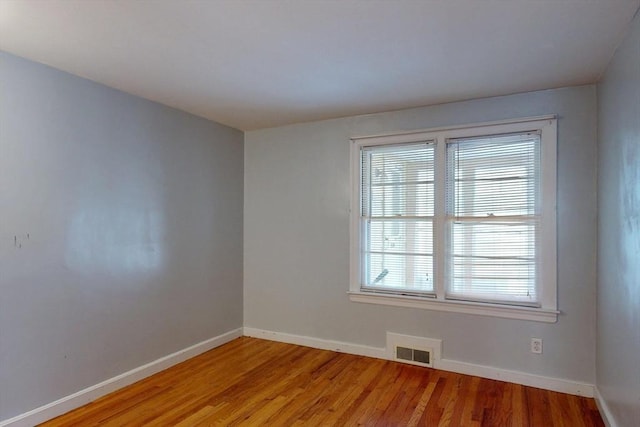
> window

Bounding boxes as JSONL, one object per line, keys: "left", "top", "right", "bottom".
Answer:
{"left": 350, "top": 116, "right": 558, "bottom": 322}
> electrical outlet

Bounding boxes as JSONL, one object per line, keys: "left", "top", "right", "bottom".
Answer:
{"left": 531, "top": 338, "right": 543, "bottom": 354}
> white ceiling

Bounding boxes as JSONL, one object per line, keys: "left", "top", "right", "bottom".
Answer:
{"left": 1, "top": 0, "right": 638, "bottom": 130}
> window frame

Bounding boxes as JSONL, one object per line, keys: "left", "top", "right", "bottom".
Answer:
{"left": 349, "top": 116, "right": 558, "bottom": 323}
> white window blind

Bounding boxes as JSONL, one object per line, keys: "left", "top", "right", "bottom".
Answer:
{"left": 360, "top": 142, "right": 435, "bottom": 295}
{"left": 445, "top": 132, "right": 540, "bottom": 305}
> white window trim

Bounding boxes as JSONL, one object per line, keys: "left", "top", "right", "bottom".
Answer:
{"left": 349, "top": 116, "right": 558, "bottom": 323}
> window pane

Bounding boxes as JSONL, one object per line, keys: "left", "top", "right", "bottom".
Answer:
{"left": 364, "top": 219, "right": 433, "bottom": 292}
{"left": 447, "top": 134, "right": 539, "bottom": 217}
{"left": 363, "top": 220, "right": 433, "bottom": 292}
{"left": 447, "top": 221, "right": 536, "bottom": 302}
{"left": 362, "top": 143, "right": 435, "bottom": 217}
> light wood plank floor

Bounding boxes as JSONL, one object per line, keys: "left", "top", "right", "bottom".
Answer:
{"left": 41, "top": 337, "right": 603, "bottom": 426}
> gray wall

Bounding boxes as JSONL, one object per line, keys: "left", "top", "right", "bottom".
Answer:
{"left": 597, "top": 11, "right": 640, "bottom": 427}
{"left": 0, "top": 52, "right": 244, "bottom": 420}
{"left": 245, "top": 85, "right": 598, "bottom": 383}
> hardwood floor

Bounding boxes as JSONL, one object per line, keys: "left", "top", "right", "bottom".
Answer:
{"left": 41, "top": 337, "right": 604, "bottom": 426}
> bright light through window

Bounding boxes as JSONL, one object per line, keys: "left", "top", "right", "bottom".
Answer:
{"left": 350, "top": 117, "right": 558, "bottom": 322}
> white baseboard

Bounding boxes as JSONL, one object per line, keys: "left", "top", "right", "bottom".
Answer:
{"left": 243, "top": 327, "right": 387, "bottom": 360}
{"left": 0, "top": 328, "right": 243, "bottom": 427}
{"left": 436, "top": 359, "right": 594, "bottom": 397}
{"left": 594, "top": 387, "right": 617, "bottom": 427}
{"left": 243, "top": 327, "right": 594, "bottom": 398}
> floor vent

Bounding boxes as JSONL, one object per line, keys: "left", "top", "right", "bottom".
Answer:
{"left": 396, "top": 346, "right": 431, "bottom": 366}
{"left": 387, "top": 333, "right": 441, "bottom": 368}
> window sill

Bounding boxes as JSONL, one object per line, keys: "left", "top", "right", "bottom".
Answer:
{"left": 348, "top": 291, "right": 558, "bottom": 323}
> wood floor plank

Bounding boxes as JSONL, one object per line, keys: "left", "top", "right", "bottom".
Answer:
{"left": 511, "top": 384, "right": 527, "bottom": 427}
{"left": 40, "top": 337, "right": 604, "bottom": 426}
{"left": 406, "top": 377, "right": 438, "bottom": 427}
